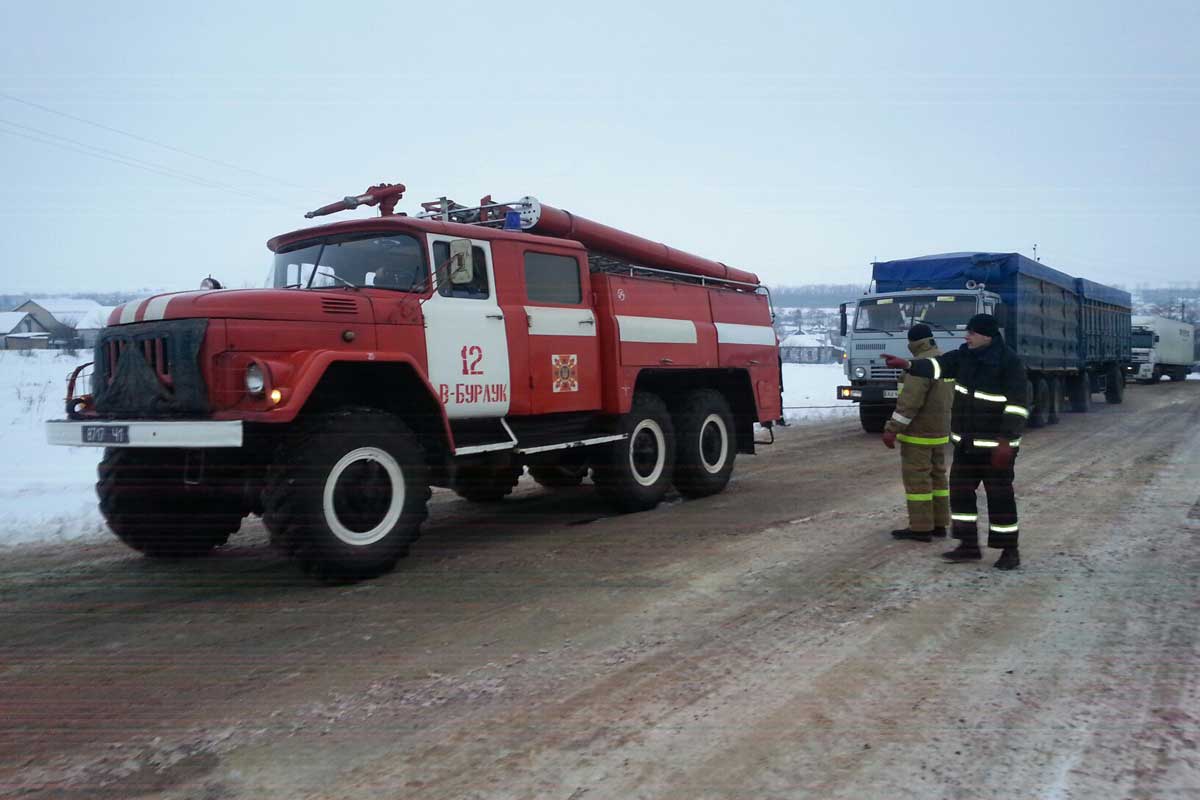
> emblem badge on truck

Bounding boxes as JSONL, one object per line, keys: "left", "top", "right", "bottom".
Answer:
{"left": 552, "top": 354, "right": 579, "bottom": 393}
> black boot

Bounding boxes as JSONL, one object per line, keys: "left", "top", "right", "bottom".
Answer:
{"left": 942, "top": 542, "right": 982, "bottom": 562}
{"left": 931, "top": 526, "right": 948, "bottom": 538}
{"left": 994, "top": 547, "right": 1020, "bottom": 570}
{"left": 892, "top": 528, "right": 933, "bottom": 543}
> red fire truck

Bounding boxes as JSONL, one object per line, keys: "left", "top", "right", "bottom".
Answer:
{"left": 47, "top": 184, "right": 782, "bottom": 580}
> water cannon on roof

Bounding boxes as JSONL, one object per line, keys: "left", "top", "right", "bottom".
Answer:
{"left": 304, "top": 183, "right": 407, "bottom": 219}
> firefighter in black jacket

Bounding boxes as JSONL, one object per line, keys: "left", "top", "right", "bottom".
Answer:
{"left": 883, "top": 313, "right": 1028, "bottom": 570}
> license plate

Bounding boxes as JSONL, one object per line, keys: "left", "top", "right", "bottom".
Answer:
{"left": 82, "top": 425, "right": 129, "bottom": 444}
{"left": 883, "top": 390, "right": 899, "bottom": 399}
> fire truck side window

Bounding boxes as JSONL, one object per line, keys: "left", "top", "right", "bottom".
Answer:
{"left": 524, "top": 252, "right": 582, "bottom": 305}
{"left": 432, "top": 242, "right": 489, "bottom": 299}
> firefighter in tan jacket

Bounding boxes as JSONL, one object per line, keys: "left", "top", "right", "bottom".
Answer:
{"left": 881, "top": 324, "right": 953, "bottom": 542}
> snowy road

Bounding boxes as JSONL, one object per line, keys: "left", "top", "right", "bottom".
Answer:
{"left": 1, "top": 377, "right": 1198, "bottom": 798}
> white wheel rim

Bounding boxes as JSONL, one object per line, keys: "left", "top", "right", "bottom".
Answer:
{"left": 698, "top": 413, "right": 729, "bottom": 474}
{"left": 322, "top": 446, "right": 405, "bottom": 546}
{"left": 628, "top": 418, "right": 666, "bottom": 487}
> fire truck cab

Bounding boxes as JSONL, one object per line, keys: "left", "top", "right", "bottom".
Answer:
{"left": 47, "top": 185, "right": 782, "bottom": 581}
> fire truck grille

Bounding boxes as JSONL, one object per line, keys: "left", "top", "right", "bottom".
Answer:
{"left": 92, "top": 319, "right": 211, "bottom": 418}
{"left": 868, "top": 366, "right": 903, "bottom": 380}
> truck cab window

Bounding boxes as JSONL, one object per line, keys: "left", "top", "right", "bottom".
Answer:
{"left": 524, "top": 252, "right": 582, "bottom": 304}
{"left": 432, "top": 241, "right": 490, "bottom": 299}
{"left": 270, "top": 234, "right": 426, "bottom": 291}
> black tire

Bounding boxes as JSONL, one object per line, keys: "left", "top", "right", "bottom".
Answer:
{"left": 96, "top": 448, "right": 244, "bottom": 558}
{"left": 453, "top": 458, "right": 523, "bottom": 503}
{"left": 593, "top": 392, "right": 676, "bottom": 513}
{"left": 859, "top": 402, "right": 891, "bottom": 433}
{"left": 1104, "top": 364, "right": 1124, "bottom": 404}
{"left": 1168, "top": 369, "right": 1185, "bottom": 382}
{"left": 262, "top": 409, "right": 430, "bottom": 582}
{"left": 1028, "top": 377, "right": 1050, "bottom": 429}
{"left": 673, "top": 389, "right": 737, "bottom": 498}
{"left": 1068, "top": 371, "right": 1092, "bottom": 413}
{"left": 528, "top": 459, "right": 589, "bottom": 489}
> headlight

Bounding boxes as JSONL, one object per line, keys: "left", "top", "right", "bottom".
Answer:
{"left": 852, "top": 366, "right": 867, "bottom": 379}
{"left": 245, "top": 363, "right": 266, "bottom": 395}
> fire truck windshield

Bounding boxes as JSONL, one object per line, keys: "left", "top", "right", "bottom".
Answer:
{"left": 855, "top": 295, "right": 977, "bottom": 333}
{"left": 267, "top": 233, "right": 427, "bottom": 291}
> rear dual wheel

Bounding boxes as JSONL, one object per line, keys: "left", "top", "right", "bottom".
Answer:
{"left": 673, "top": 389, "right": 737, "bottom": 498}
{"left": 593, "top": 392, "right": 676, "bottom": 512}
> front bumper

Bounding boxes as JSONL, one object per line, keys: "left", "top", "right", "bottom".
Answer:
{"left": 46, "top": 420, "right": 243, "bottom": 448}
{"left": 837, "top": 385, "right": 899, "bottom": 402}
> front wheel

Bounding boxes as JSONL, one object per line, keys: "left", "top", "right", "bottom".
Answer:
{"left": 262, "top": 409, "right": 430, "bottom": 582}
{"left": 673, "top": 389, "right": 737, "bottom": 498}
{"left": 593, "top": 392, "right": 676, "bottom": 513}
{"left": 859, "top": 402, "right": 891, "bottom": 433}
{"left": 97, "top": 448, "right": 245, "bottom": 558}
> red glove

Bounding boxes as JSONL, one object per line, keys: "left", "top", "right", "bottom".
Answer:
{"left": 882, "top": 354, "right": 911, "bottom": 370}
{"left": 881, "top": 430, "right": 897, "bottom": 449}
{"left": 990, "top": 439, "right": 1014, "bottom": 469}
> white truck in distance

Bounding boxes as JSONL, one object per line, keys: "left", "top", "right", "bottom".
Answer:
{"left": 1128, "top": 315, "right": 1194, "bottom": 383}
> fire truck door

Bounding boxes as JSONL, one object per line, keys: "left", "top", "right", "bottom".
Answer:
{"left": 521, "top": 250, "right": 601, "bottom": 414}
{"left": 421, "top": 237, "right": 511, "bottom": 419}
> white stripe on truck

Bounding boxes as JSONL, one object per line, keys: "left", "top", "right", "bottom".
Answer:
{"left": 616, "top": 315, "right": 697, "bottom": 344}
{"left": 714, "top": 322, "right": 776, "bottom": 346}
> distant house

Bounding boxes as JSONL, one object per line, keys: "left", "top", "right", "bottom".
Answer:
{"left": 0, "top": 311, "right": 51, "bottom": 350}
{"left": 73, "top": 305, "right": 115, "bottom": 348}
{"left": 12, "top": 298, "right": 103, "bottom": 347}
{"left": 781, "top": 332, "right": 845, "bottom": 364}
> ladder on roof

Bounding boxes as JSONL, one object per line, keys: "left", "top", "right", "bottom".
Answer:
{"left": 417, "top": 195, "right": 533, "bottom": 228}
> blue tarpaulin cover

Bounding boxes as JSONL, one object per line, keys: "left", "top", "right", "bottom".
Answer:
{"left": 872, "top": 252, "right": 1130, "bottom": 309}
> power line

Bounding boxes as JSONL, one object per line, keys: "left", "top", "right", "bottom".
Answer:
{"left": 0, "top": 91, "right": 313, "bottom": 192}
{"left": 0, "top": 117, "right": 291, "bottom": 207}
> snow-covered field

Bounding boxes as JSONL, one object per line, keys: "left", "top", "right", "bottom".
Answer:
{"left": 0, "top": 354, "right": 900, "bottom": 547}
{"left": 0, "top": 350, "right": 110, "bottom": 547}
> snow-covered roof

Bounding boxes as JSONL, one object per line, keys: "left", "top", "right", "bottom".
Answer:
{"left": 0, "top": 312, "right": 32, "bottom": 334}
{"left": 5, "top": 331, "right": 51, "bottom": 339}
{"left": 781, "top": 333, "right": 829, "bottom": 348}
{"left": 75, "top": 306, "right": 116, "bottom": 330}
{"left": 19, "top": 297, "right": 102, "bottom": 327}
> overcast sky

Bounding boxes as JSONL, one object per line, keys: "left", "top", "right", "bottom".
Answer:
{"left": 2, "top": 0, "right": 1198, "bottom": 295}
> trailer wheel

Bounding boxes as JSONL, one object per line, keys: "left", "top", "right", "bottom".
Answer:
{"left": 453, "top": 459, "right": 523, "bottom": 503}
{"left": 262, "top": 409, "right": 430, "bottom": 582}
{"left": 593, "top": 392, "right": 676, "bottom": 512}
{"left": 1168, "top": 369, "right": 1186, "bottom": 382}
{"left": 1027, "top": 378, "right": 1050, "bottom": 428}
{"left": 1067, "top": 371, "right": 1092, "bottom": 413}
{"left": 97, "top": 448, "right": 244, "bottom": 557}
{"left": 1104, "top": 364, "right": 1125, "bottom": 404}
{"left": 673, "top": 389, "right": 737, "bottom": 498}
{"left": 858, "top": 402, "right": 891, "bottom": 433}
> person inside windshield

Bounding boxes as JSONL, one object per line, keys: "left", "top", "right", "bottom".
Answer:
{"left": 374, "top": 262, "right": 405, "bottom": 288}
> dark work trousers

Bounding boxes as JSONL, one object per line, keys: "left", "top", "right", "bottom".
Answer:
{"left": 948, "top": 446, "right": 1019, "bottom": 548}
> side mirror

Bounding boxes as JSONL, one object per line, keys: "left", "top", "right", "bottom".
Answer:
{"left": 992, "top": 304, "right": 1008, "bottom": 330}
{"left": 449, "top": 239, "right": 474, "bottom": 285}
{"left": 839, "top": 303, "right": 848, "bottom": 337}
{"left": 1154, "top": 334, "right": 1161, "bottom": 343}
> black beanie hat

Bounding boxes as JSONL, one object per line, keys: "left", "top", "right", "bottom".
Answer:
{"left": 967, "top": 313, "right": 1000, "bottom": 338}
{"left": 907, "top": 323, "right": 933, "bottom": 341}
